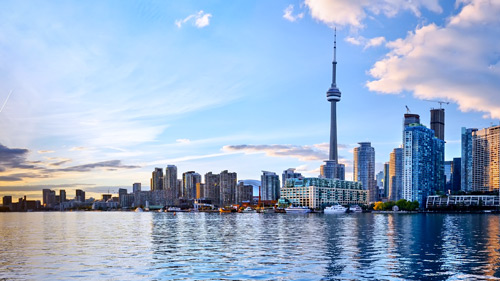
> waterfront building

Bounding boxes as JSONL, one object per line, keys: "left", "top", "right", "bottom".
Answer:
{"left": 261, "top": 171, "right": 280, "bottom": 201}
{"left": 196, "top": 183, "right": 205, "bottom": 199}
{"left": 472, "top": 125, "right": 500, "bottom": 192}
{"left": 430, "top": 108, "right": 445, "bottom": 141}
{"left": 3, "top": 196, "right": 12, "bottom": 207}
{"left": 453, "top": 157, "right": 462, "bottom": 192}
{"left": 376, "top": 171, "right": 384, "bottom": 188}
{"left": 182, "top": 171, "right": 201, "bottom": 199}
{"left": 281, "top": 177, "right": 367, "bottom": 208}
{"left": 204, "top": 172, "right": 220, "bottom": 205}
{"left": 132, "top": 183, "right": 141, "bottom": 193}
{"left": 389, "top": 148, "right": 403, "bottom": 201}
{"left": 445, "top": 161, "right": 453, "bottom": 192}
{"left": 120, "top": 193, "right": 135, "bottom": 208}
{"left": 59, "top": 189, "right": 66, "bottom": 203}
{"left": 321, "top": 29, "right": 345, "bottom": 180}
{"left": 353, "top": 142, "right": 377, "bottom": 202}
{"left": 383, "top": 163, "right": 389, "bottom": 198}
{"left": 102, "top": 194, "right": 112, "bottom": 202}
{"left": 427, "top": 195, "right": 499, "bottom": 209}
{"left": 236, "top": 181, "right": 253, "bottom": 204}
{"left": 165, "top": 165, "right": 178, "bottom": 201}
{"left": 282, "top": 168, "right": 302, "bottom": 188}
{"left": 219, "top": 170, "right": 237, "bottom": 206}
{"left": 42, "top": 189, "right": 56, "bottom": 207}
{"left": 76, "top": 189, "right": 85, "bottom": 202}
{"left": 151, "top": 167, "right": 164, "bottom": 191}
{"left": 402, "top": 119, "right": 445, "bottom": 207}
{"left": 461, "top": 127, "right": 477, "bottom": 192}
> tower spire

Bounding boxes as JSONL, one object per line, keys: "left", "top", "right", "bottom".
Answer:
{"left": 331, "top": 27, "right": 337, "bottom": 88}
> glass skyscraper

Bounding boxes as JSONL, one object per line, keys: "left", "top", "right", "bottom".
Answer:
{"left": 461, "top": 127, "right": 477, "bottom": 192}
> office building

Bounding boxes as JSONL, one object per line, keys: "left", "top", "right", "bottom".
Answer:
{"left": 461, "top": 127, "right": 477, "bottom": 192}
{"left": 261, "top": 171, "right": 280, "bottom": 201}
{"left": 353, "top": 142, "right": 377, "bottom": 202}
{"left": 321, "top": 29, "right": 345, "bottom": 180}
{"left": 472, "top": 125, "right": 500, "bottom": 192}
{"left": 220, "top": 170, "right": 237, "bottom": 206}
{"left": 389, "top": 148, "right": 403, "bottom": 201}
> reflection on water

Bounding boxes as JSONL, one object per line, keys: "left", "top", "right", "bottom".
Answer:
{"left": 1, "top": 212, "right": 500, "bottom": 280}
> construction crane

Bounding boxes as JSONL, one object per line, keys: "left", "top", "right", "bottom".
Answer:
{"left": 405, "top": 105, "right": 411, "bottom": 113}
{"left": 424, "top": 99, "right": 449, "bottom": 109}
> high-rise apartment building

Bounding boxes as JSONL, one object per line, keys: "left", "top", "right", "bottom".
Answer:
{"left": 461, "top": 127, "right": 477, "bottom": 192}
{"left": 151, "top": 168, "right": 164, "bottom": 191}
{"left": 204, "top": 172, "right": 220, "bottom": 205}
{"left": 3, "top": 196, "right": 12, "bottom": 206}
{"left": 402, "top": 121, "right": 445, "bottom": 207}
{"left": 383, "top": 163, "right": 390, "bottom": 198}
{"left": 219, "top": 170, "right": 237, "bottom": 206}
{"left": 132, "top": 183, "right": 141, "bottom": 193}
{"left": 452, "top": 157, "right": 462, "bottom": 192}
{"left": 182, "top": 171, "right": 201, "bottom": 199}
{"left": 261, "top": 171, "right": 280, "bottom": 201}
{"left": 353, "top": 142, "right": 377, "bottom": 202}
{"left": 236, "top": 181, "right": 253, "bottom": 204}
{"left": 282, "top": 168, "right": 302, "bottom": 188}
{"left": 165, "top": 165, "right": 178, "bottom": 202}
{"left": 472, "top": 125, "right": 500, "bottom": 192}
{"left": 389, "top": 148, "right": 403, "bottom": 201}
{"left": 76, "top": 189, "right": 85, "bottom": 202}
{"left": 59, "top": 189, "right": 66, "bottom": 203}
{"left": 430, "top": 108, "right": 445, "bottom": 141}
{"left": 42, "top": 189, "right": 56, "bottom": 207}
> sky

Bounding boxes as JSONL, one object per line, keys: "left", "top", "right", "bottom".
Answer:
{"left": 1, "top": 0, "right": 500, "bottom": 201}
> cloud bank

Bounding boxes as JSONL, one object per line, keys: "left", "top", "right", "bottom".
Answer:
{"left": 223, "top": 143, "right": 348, "bottom": 161}
{"left": 367, "top": 0, "right": 500, "bottom": 118}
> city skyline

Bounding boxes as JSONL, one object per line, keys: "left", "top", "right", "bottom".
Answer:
{"left": 1, "top": 0, "right": 500, "bottom": 200}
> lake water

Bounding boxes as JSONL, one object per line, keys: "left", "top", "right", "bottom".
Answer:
{"left": 1, "top": 212, "right": 499, "bottom": 280}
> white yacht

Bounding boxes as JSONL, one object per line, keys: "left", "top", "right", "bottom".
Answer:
{"left": 349, "top": 205, "right": 363, "bottom": 213}
{"left": 285, "top": 206, "right": 311, "bottom": 214}
{"left": 324, "top": 204, "right": 347, "bottom": 214}
{"left": 241, "top": 207, "right": 256, "bottom": 213}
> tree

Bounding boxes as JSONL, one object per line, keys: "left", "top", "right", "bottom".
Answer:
{"left": 374, "top": 202, "right": 384, "bottom": 211}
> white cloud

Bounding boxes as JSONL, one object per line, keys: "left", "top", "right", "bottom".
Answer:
{"left": 37, "top": 150, "right": 55, "bottom": 154}
{"left": 176, "top": 138, "right": 191, "bottom": 144}
{"left": 283, "top": 4, "right": 304, "bottom": 22}
{"left": 175, "top": 10, "right": 212, "bottom": 28}
{"left": 304, "top": 0, "right": 442, "bottom": 28}
{"left": 345, "top": 35, "right": 386, "bottom": 49}
{"left": 367, "top": 0, "right": 500, "bottom": 119}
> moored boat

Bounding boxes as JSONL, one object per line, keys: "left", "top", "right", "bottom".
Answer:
{"left": 285, "top": 206, "right": 311, "bottom": 214}
{"left": 241, "top": 207, "right": 256, "bottom": 213}
{"left": 219, "top": 207, "right": 232, "bottom": 213}
{"left": 349, "top": 205, "right": 363, "bottom": 213}
{"left": 324, "top": 204, "right": 347, "bottom": 214}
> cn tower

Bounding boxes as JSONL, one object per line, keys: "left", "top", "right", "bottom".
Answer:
{"left": 321, "top": 29, "right": 345, "bottom": 180}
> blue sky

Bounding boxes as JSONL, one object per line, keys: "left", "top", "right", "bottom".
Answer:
{"left": 1, "top": 0, "right": 499, "bottom": 200}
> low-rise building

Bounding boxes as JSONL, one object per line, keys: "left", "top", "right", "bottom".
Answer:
{"left": 426, "top": 195, "right": 500, "bottom": 208}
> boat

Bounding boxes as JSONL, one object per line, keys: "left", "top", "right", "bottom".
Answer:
{"left": 135, "top": 207, "right": 144, "bottom": 212}
{"left": 241, "top": 207, "right": 256, "bottom": 213}
{"left": 219, "top": 207, "right": 232, "bottom": 213}
{"left": 324, "top": 204, "right": 347, "bottom": 214}
{"left": 167, "top": 207, "right": 187, "bottom": 212}
{"left": 349, "top": 205, "right": 363, "bottom": 213}
{"left": 285, "top": 206, "right": 311, "bottom": 214}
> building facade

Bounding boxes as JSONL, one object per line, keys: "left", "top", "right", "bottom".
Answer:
{"left": 402, "top": 123, "right": 445, "bottom": 207}
{"left": 461, "top": 127, "right": 477, "bottom": 192}
{"left": 204, "top": 172, "right": 220, "bottom": 205}
{"left": 472, "top": 125, "right": 500, "bottom": 192}
{"left": 219, "top": 170, "right": 237, "bottom": 206}
{"left": 261, "top": 171, "right": 280, "bottom": 201}
{"left": 151, "top": 168, "right": 164, "bottom": 191}
{"left": 353, "top": 142, "right": 377, "bottom": 202}
{"left": 282, "top": 168, "right": 302, "bottom": 188}
{"left": 182, "top": 171, "right": 201, "bottom": 199}
{"left": 281, "top": 177, "right": 367, "bottom": 208}
{"left": 389, "top": 147, "right": 403, "bottom": 202}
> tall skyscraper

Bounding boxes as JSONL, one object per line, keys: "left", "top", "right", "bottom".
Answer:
{"left": 132, "top": 183, "right": 141, "bottom": 193}
{"left": 444, "top": 161, "right": 453, "bottom": 192}
{"left": 472, "top": 125, "right": 500, "bottom": 192}
{"left": 151, "top": 168, "right": 164, "bottom": 191}
{"left": 402, "top": 119, "right": 445, "bottom": 207}
{"left": 282, "top": 168, "right": 302, "bottom": 188}
{"left": 383, "top": 163, "right": 390, "bottom": 198}
{"left": 389, "top": 148, "right": 403, "bottom": 201}
{"left": 182, "top": 171, "right": 201, "bottom": 199}
{"left": 165, "top": 165, "right": 178, "bottom": 200}
{"left": 205, "top": 172, "right": 220, "bottom": 205}
{"left": 321, "top": 29, "right": 345, "bottom": 180}
{"left": 76, "top": 189, "right": 85, "bottom": 202}
{"left": 452, "top": 157, "right": 462, "bottom": 193}
{"left": 42, "top": 189, "right": 56, "bottom": 207}
{"left": 261, "top": 171, "right": 281, "bottom": 201}
{"left": 219, "top": 170, "right": 237, "bottom": 206}
{"left": 59, "top": 189, "right": 66, "bottom": 203}
{"left": 236, "top": 182, "right": 253, "bottom": 204}
{"left": 461, "top": 127, "right": 477, "bottom": 192}
{"left": 353, "top": 142, "right": 377, "bottom": 202}
{"left": 430, "top": 108, "right": 445, "bottom": 140}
